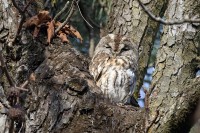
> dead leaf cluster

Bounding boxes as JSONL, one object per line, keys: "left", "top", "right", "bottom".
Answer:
{"left": 23, "top": 10, "right": 83, "bottom": 44}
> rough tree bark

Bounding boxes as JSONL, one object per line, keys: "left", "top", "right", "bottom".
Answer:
{"left": 0, "top": 0, "right": 145, "bottom": 133}
{"left": 107, "top": 0, "right": 200, "bottom": 132}
{"left": 107, "top": 0, "right": 168, "bottom": 97}
{"left": 0, "top": 0, "right": 200, "bottom": 133}
{"left": 148, "top": 0, "right": 200, "bottom": 132}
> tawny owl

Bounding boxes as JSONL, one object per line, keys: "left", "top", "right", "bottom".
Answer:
{"left": 89, "top": 34, "right": 138, "bottom": 106}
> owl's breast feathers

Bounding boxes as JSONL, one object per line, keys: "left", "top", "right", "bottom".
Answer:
{"left": 108, "top": 57, "right": 129, "bottom": 68}
{"left": 92, "top": 55, "right": 136, "bottom": 103}
{"left": 90, "top": 52, "right": 133, "bottom": 79}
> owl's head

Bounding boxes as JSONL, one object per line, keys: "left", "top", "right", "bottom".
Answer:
{"left": 94, "top": 34, "right": 137, "bottom": 58}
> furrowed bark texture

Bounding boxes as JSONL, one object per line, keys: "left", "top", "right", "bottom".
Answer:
{"left": 149, "top": 0, "right": 200, "bottom": 132}
{"left": 24, "top": 41, "right": 145, "bottom": 133}
{"left": 107, "top": 0, "right": 168, "bottom": 97}
{"left": 0, "top": 0, "right": 145, "bottom": 133}
{"left": 0, "top": 0, "right": 22, "bottom": 131}
{"left": 1, "top": 0, "right": 199, "bottom": 132}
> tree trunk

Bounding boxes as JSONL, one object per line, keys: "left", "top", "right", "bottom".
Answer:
{"left": 0, "top": 0, "right": 145, "bottom": 133}
{"left": 107, "top": 0, "right": 168, "bottom": 97}
{"left": 148, "top": 0, "right": 200, "bottom": 132}
{"left": 0, "top": 0, "right": 200, "bottom": 133}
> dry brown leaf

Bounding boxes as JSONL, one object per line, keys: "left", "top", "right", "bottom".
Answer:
{"left": 23, "top": 16, "right": 39, "bottom": 28}
{"left": 58, "top": 31, "right": 69, "bottom": 43}
{"left": 62, "top": 25, "right": 71, "bottom": 35}
{"left": 47, "top": 20, "right": 55, "bottom": 44}
{"left": 24, "top": 11, "right": 51, "bottom": 28}
{"left": 68, "top": 25, "right": 83, "bottom": 43}
{"left": 55, "top": 21, "right": 62, "bottom": 27}
{"left": 24, "top": 10, "right": 82, "bottom": 44}
{"left": 55, "top": 22, "right": 83, "bottom": 43}
{"left": 33, "top": 26, "right": 41, "bottom": 37}
{"left": 29, "top": 73, "right": 36, "bottom": 81}
{"left": 37, "top": 11, "right": 51, "bottom": 24}
{"left": 55, "top": 22, "right": 70, "bottom": 34}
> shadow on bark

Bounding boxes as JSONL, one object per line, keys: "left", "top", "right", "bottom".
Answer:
{"left": 18, "top": 37, "right": 145, "bottom": 133}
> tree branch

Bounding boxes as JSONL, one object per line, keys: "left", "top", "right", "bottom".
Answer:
{"left": 55, "top": 0, "right": 75, "bottom": 34}
{"left": 0, "top": 49, "right": 15, "bottom": 87}
{"left": 75, "top": 0, "right": 93, "bottom": 28}
{"left": 0, "top": 97, "right": 11, "bottom": 109}
{"left": 137, "top": 0, "right": 200, "bottom": 25}
{"left": 11, "top": 0, "right": 23, "bottom": 14}
{"left": 11, "top": 0, "right": 33, "bottom": 43}
{"left": 53, "top": 1, "right": 70, "bottom": 21}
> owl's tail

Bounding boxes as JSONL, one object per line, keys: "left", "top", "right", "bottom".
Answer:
{"left": 123, "top": 94, "right": 139, "bottom": 107}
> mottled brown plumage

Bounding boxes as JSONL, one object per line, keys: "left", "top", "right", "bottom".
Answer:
{"left": 89, "top": 34, "right": 138, "bottom": 106}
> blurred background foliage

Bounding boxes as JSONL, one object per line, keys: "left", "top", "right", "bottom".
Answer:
{"left": 41, "top": 0, "right": 112, "bottom": 56}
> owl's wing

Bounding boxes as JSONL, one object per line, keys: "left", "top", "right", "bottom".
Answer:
{"left": 90, "top": 53, "right": 110, "bottom": 82}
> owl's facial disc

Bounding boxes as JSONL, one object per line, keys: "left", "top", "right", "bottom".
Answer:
{"left": 105, "top": 44, "right": 111, "bottom": 49}
{"left": 104, "top": 43, "right": 119, "bottom": 56}
{"left": 120, "top": 45, "right": 130, "bottom": 52}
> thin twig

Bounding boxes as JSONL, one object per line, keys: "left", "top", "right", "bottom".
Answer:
{"left": 137, "top": 0, "right": 200, "bottom": 25}
{"left": 0, "top": 50, "right": 28, "bottom": 93}
{"left": 146, "top": 110, "right": 159, "bottom": 132}
{"left": 75, "top": 1, "right": 93, "bottom": 28}
{"left": 20, "top": 80, "right": 29, "bottom": 89}
{"left": 144, "top": 89, "right": 150, "bottom": 132}
{"left": 0, "top": 97, "right": 11, "bottom": 109}
{"left": 44, "top": 0, "right": 50, "bottom": 8}
{"left": 14, "top": 16, "right": 26, "bottom": 39}
{"left": 0, "top": 49, "right": 15, "bottom": 87}
{"left": 53, "top": 1, "right": 70, "bottom": 21}
{"left": 11, "top": 0, "right": 23, "bottom": 14}
{"left": 88, "top": 17, "right": 100, "bottom": 29}
{"left": 14, "top": 80, "right": 29, "bottom": 92}
{"left": 55, "top": 0, "right": 76, "bottom": 34}
{"left": 12, "top": 0, "right": 33, "bottom": 43}
{"left": 15, "top": 87, "right": 28, "bottom": 92}
{"left": 22, "top": 0, "right": 34, "bottom": 12}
